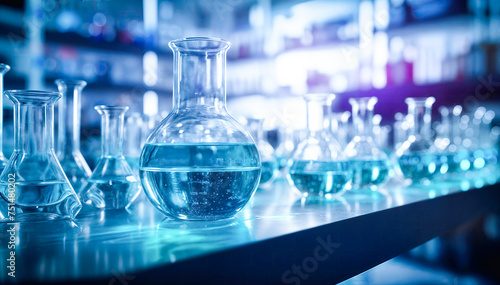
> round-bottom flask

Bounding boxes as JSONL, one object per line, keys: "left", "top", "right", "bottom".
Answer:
{"left": 247, "top": 118, "right": 278, "bottom": 187}
{"left": 395, "top": 97, "right": 442, "bottom": 185}
{"left": 0, "top": 90, "right": 81, "bottom": 222}
{"left": 80, "top": 106, "right": 141, "bottom": 210}
{"left": 344, "top": 97, "right": 391, "bottom": 191}
{"left": 139, "top": 37, "right": 260, "bottom": 220}
{"left": 288, "top": 93, "right": 351, "bottom": 199}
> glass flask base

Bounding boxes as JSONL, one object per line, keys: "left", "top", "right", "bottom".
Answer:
{"left": 348, "top": 159, "right": 391, "bottom": 190}
{"left": 289, "top": 161, "right": 350, "bottom": 199}
{"left": 80, "top": 177, "right": 141, "bottom": 210}
{"left": 141, "top": 167, "right": 260, "bottom": 220}
{"left": 397, "top": 153, "right": 442, "bottom": 184}
{"left": 0, "top": 181, "right": 81, "bottom": 222}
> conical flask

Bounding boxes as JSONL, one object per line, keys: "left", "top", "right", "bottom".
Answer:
{"left": 0, "top": 64, "right": 11, "bottom": 172}
{"left": 139, "top": 37, "right": 261, "bottom": 221}
{"left": 246, "top": 118, "right": 279, "bottom": 187}
{"left": 0, "top": 90, "right": 81, "bottom": 222}
{"left": 80, "top": 105, "right": 141, "bottom": 210}
{"left": 395, "top": 97, "right": 442, "bottom": 185}
{"left": 344, "top": 97, "right": 391, "bottom": 190}
{"left": 55, "top": 79, "right": 92, "bottom": 191}
{"left": 288, "top": 93, "right": 351, "bottom": 199}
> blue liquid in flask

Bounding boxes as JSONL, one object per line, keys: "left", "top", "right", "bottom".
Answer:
{"left": 289, "top": 161, "right": 350, "bottom": 198}
{"left": 398, "top": 153, "right": 442, "bottom": 183}
{"left": 348, "top": 159, "right": 391, "bottom": 190}
{"left": 140, "top": 142, "right": 260, "bottom": 220}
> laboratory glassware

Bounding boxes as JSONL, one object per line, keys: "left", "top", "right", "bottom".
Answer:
{"left": 344, "top": 97, "right": 391, "bottom": 190}
{"left": 55, "top": 79, "right": 92, "bottom": 191}
{"left": 0, "top": 64, "right": 10, "bottom": 173}
{"left": 247, "top": 118, "right": 278, "bottom": 187}
{"left": 435, "top": 106, "right": 470, "bottom": 178}
{"left": 139, "top": 37, "right": 261, "bottom": 220}
{"left": 395, "top": 97, "right": 442, "bottom": 185}
{"left": 288, "top": 93, "right": 351, "bottom": 199}
{"left": 80, "top": 106, "right": 141, "bottom": 210}
{"left": 275, "top": 126, "right": 296, "bottom": 171}
{"left": 0, "top": 90, "right": 81, "bottom": 222}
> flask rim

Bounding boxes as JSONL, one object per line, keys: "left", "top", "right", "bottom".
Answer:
{"left": 169, "top": 37, "right": 231, "bottom": 52}
{"left": 55, "top": 79, "right": 87, "bottom": 88}
{"left": 94, "top": 105, "right": 129, "bottom": 112}
{"left": 0, "top": 63, "right": 11, "bottom": 73}
{"left": 5, "top": 90, "right": 61, "bottom": 103}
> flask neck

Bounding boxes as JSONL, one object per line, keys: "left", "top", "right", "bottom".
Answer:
{"left": 306, "top": 97, "right": 332, "bottom": 137}
{"left": 56, "top": 80, "right": 86, "bottom": 156}
{"left": 171, "top": 49, "right": 227, "bottom": 112}
{"left": 350, "top": 97, "right": 376, "bottom": 138}
{"left": 407, "top": 98, "right": 434, "bottom": 140}
{"left": 96, "top": 106, "right": 128, "bottom": 158}
{"left": 6, "top": 91, "right": 61, "bottom": 155}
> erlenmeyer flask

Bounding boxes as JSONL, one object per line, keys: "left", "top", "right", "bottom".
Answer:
{"left": 288, "top": 93, "right": 351, "bottom": 199}
{"left": 395, "top": 97, "right": 442, "bottom": 185}
{"left": 139, "top": 37, "right": 260, "bottom": 220}
{"left": 247, "top": 118, "right": 278, "bottom": 187}
{"left": 344, "top": 97, "right": 391, "bottom": 190}
{"left": 0, "top": 64, "right": 10, "bottom": 172}
{"left": 0, "top": 90, "right": 81, "bottom": 222}
{"left": 80, "top": 106, "right": 141, "bottom": 209}
{"left": 55, "top": 79, "right": 92, "bottom": 191}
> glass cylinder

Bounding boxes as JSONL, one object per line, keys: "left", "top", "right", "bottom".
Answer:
{"left": 0, "top": 90, "right": 81, "bottom": 222}
{"left": 395, "top": 97, "right": 442, "bottom": 184}
{"left": 80, "top": 106, "right": 141, "bottom": 210}
{"left": 0, "top": 64, "right": 11, "bottom": 172}
{"left": 288, "top": 93, "right": 351, "bottom": 199}
{"left": 344, "top": 97, "right": 391, "bottom": 190}
{"left": 247, "top": 118, "right": 278, "bottom": 187}
{"left": 55, "top": 79, "right": 92, "bottom": 191}
{"left": 139, "top": 37, "right": 260, "bottom": 221}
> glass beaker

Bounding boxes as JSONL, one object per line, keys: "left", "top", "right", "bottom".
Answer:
{"left": 55, "top": 79, "right": 92, "bottom": 191}
{"left": 344, "top": 97, "right": 391, "bottom": 190}
{"left": 0, "top": 64, "right": 10, "bottom": 173}
{"left": 0, "top": 90, "right": 81, "bottom": 222}
{"left": 246, "top": 118, "right": 278, "bottom": 187}
{"left": 139, "top": 37, "right": 260, "bottom": 221}
{"left": 395, "top": 97, "right": 442, "bottom": 185}
{"left": 288, "top": 93, "right": 351, "bottom": 199}
{"left": 80, "top": 106, "right": 141, "bottom": 210}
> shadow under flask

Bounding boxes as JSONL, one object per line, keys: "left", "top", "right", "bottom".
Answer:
{"left": 0, "top": 64, "right": 10, "bottom": 173}
{"left": 344, "top": 97, "right": 391, "bottom": 191}
{"left": 395, "top": 97, "right": 442, "bottom": 185}
{"left": 0, "top": 90, "right": 82, "bottom": 222}
{"left": 288, "top": 93, "right": 351, "bottom": 199}
{"left": 139, "top": 37, "right": 261, "bottom": 221}
{"left": 55, "top": 79, "right": 92, "bottom": 191}
{"left": 80, "top": 106, "right": 141, "bottom": 210}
